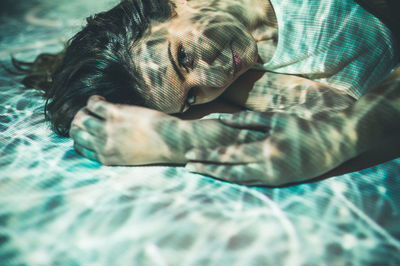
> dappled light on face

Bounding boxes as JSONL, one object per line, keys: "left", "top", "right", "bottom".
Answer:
{"left": 131, "top": 4, "right": 258, "bottom": 114}
{"left": 133, "top": 31, "right": 185, "bottom": 113}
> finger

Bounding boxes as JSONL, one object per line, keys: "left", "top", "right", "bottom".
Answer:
{"left": 186, "top": 162, "right": 268, "bottom": 186}
{"left": 82, "top": 116, "right": 106, "bottom": 137}
{"left": 73, "top": 143, "right": 100, "bottom": 162}
{"left": 185, "top": 141, "right": 270, "bottom": 164}
{"left": 90, "top": 95, "right": 105, "bottom": 101}
{"left": 176, "top": 119, "right": 266, "bottom": 149}
{"left": 86, "top": 95, "right": 115, "bottom": 120}
{"left": 219, "top": 111, "right": 273, "bottom": 131}
{"left": 69, "top": 126, "right": 98, "bottom": 151}
{"left": 71, "top": 108, "right": 88, "bottom": 128}
{"left": 71, "top": 108, "right": 106, "bottom": 137}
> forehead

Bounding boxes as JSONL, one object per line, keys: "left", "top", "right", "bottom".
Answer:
{"left": 132, "top": 27, "right": 183, "bottom": 112}
{"left": 137, "top": 30, "right": 169, "bottom": 90}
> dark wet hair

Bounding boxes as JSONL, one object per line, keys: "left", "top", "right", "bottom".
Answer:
{"left": 13, "top": 0, "right": 175, "bottom": 136}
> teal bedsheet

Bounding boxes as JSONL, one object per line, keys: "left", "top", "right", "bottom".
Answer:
{"left": 1, "top": 0, "right": 399, "bottom": 265}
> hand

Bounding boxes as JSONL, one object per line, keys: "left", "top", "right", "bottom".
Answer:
{"left": 70, "top": 96, "right": 267, "bottom": 166}
{"left": 70, "top": 96, "right": 182, "bottom": 165}
{"left": 185, "top": 111, "right": 356, "bottom": 186}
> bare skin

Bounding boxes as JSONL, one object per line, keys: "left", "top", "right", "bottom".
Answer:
{"left": 71, "top": 95, "right": 267, "bottom": 165}
{"left": 70, "top": 0, "right": 400, "bottom": 186}
{"left": 186, "top": 68, "right": 400, "bottom": 186}
{"left": 71, "top": 68, "right": 400, "bottom": 187}
{"left": 70, "top": 72, "right": 357, "bottom": 186}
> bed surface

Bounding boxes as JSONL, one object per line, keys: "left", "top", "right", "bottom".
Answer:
{"left": 1, "top": 0, "right": 399, "bottom": 265}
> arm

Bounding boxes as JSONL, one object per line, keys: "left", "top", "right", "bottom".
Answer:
{"left": 70, "top": 71, "right": 355, "bottom": 168}
{"left": 70, "top": 96, "right": 266, "bottom": 166}
{"left": 185, "top": 68, "right": 400, "bottom": 186}
{"left": 222, "top": 70, "right": 356, "bottom": 116}
{"left": 342, "top": 68, "right": 400, "bottom": 155}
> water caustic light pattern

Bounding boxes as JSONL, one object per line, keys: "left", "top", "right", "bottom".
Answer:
{"left": 1, "top": 0, "right": 400, "bottom": 265}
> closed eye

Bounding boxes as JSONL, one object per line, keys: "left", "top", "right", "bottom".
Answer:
{"left": 177, "top": 44, "right": 194, "bottom": 72}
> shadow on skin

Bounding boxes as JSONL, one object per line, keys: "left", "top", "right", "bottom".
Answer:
{"left": 267, "top": 135, "right": 400, "bottom": 188}
{"left": 176, "top": 105, "right": 400, "bottom": 188}
{"left": 174, "top": 69, "right": 264, "bottom": 120}
{"left": 191, "top": 138, "right": 400, "bottom": 188}
{"left": 173, "top": 68, "right": 400, "bottom": 188}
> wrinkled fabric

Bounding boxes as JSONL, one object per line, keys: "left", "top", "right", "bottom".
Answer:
{"left": 256, "top": 0, "right": 399, "bottom": 98}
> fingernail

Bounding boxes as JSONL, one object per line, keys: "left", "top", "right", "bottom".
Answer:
{"left": 185, "top": 163, "right": 197, "bottom": 172}
{"left": 218, "top": 113, "right": 234, "bottom": 121}
{"left": 185, "top": 150, "right": 196, "bottom": 160}
{"left": 90, "top": 95, "right": 105, "bottom": 102}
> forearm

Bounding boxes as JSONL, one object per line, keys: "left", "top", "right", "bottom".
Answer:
{"left": 341, "top": 68, "right": 400, "bottom": 156}
{"left": 155, "top": 117, "right": 266, "bottom": 163}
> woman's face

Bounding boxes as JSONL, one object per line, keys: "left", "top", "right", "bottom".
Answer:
{"left": 133, "top": 3, "right": 258, "bottom": 113}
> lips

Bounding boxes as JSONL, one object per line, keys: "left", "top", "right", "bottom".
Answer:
{"left": 231, "top": 42, "right": 242, "bottom": 75}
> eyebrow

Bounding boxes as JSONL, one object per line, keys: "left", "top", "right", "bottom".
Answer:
{"left": 167, "top": 41, "right": 185, "bottom": 82}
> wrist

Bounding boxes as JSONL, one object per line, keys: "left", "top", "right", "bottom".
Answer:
{"left": 155, "top": 117, "right": 191, "bottom": 164}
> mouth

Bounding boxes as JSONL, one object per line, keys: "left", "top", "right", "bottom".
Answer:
{"left": 230, "top": 42, "right": 242, "bottom": 76}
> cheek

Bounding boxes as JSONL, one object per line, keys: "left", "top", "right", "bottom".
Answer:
{"left": 150, "top": 80, "right": 186, "bottom": 114}
{"left": 195, "top": 85, "right": 228, "bottom": 104}
{"left": 192, "top": 67, "right": 233, "bottom": 88}
{"left": 188, "top": 70, "right": 235, "bottom": 104}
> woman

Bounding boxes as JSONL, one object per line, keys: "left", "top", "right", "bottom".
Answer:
{"left": 16, "top": 0, "right": 400, "bottom": 186}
